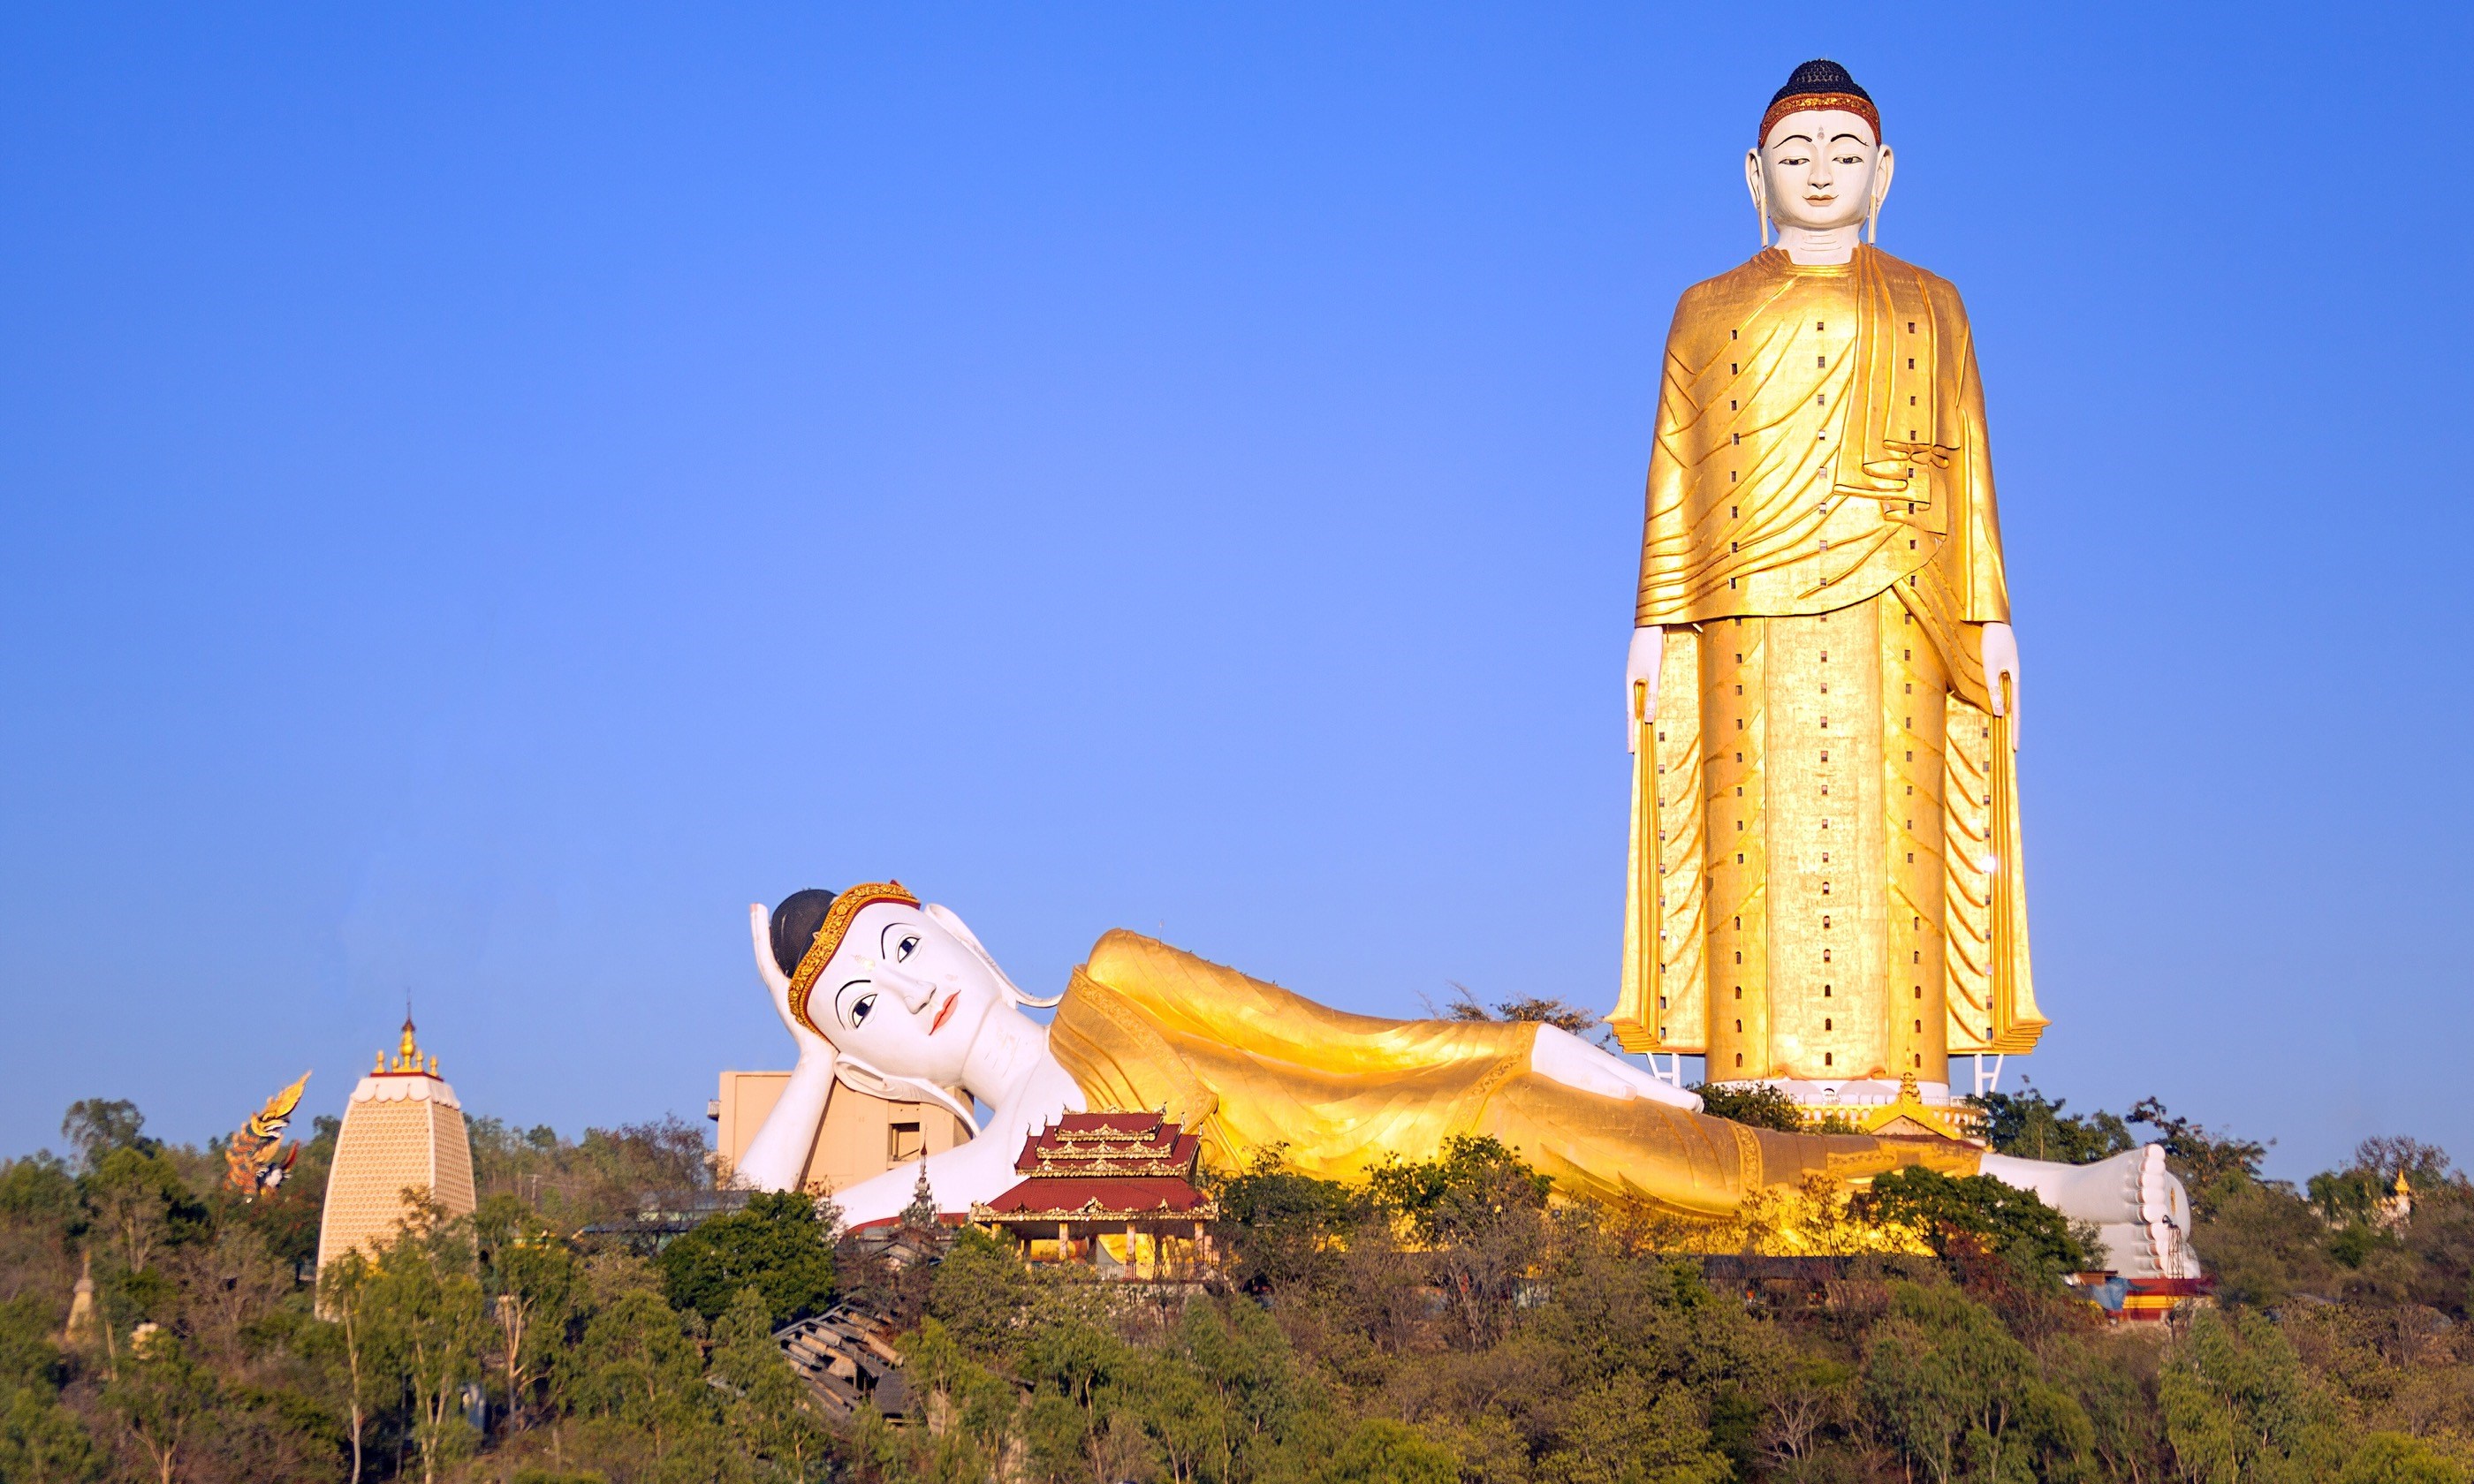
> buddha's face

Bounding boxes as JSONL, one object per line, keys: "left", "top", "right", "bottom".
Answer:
{"left": 806, "top": 900, "right": 1004, "bottom": 1088}
{"left": 1750, "top": 109, "right": 1892, "bottom": 233}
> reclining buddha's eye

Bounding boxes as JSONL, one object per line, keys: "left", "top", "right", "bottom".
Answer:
{"left": 895, "top": 934, "right": 922, "bottom": 963}
{"left": 846, "top": 992, "right": 877, "bottom": 1027}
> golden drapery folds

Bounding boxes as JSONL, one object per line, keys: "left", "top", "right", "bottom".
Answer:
{"left": 1611, "top": 246, "right": 2044, "bottom": 1084}
{"left": 1051, "top": 930, "right": 1982, "bottom": 1219}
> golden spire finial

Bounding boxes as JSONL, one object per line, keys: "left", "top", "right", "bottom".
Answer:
{"left": 380, "top": 1001, "right": 436, "bottom": 1075}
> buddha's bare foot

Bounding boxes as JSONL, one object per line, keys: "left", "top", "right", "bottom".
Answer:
{"left": 1980, "top": 1145, "right": 2197, "bottom": 1278}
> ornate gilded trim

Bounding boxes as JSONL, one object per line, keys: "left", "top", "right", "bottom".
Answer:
{"left": 786, "top": 881, "right": 918, "bottom": 1036}
{"left": 1759, "top": 92, "right": 1879, "bottom": 143}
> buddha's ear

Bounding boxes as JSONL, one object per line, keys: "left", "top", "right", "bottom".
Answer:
{"left": 1869, "top": 145, "right": 1895, "bottom": 240}
{"left": 1743, "top": 148, "right": 1770, "bottom": 246}
{"left": 924, "top": 902, "right": 1063, "bottom": 1009}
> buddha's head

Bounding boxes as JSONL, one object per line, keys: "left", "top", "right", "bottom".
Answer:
{"left": 749, "top": 882, "right": 1055, "bottom": 1111}
{"left": 1746, "top": 58, "right": 1893, "bottom": 240}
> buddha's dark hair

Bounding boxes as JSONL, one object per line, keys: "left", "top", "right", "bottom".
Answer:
{"left": 1771, "top": 58, "right": 1871, "bottom": 109}
{"left": 770, "top": 889, "right": 839, "bottom": 977}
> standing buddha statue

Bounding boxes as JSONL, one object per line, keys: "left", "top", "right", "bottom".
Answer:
{"left": 1608, "top": 60, "right": 2047, "bottom": 1124}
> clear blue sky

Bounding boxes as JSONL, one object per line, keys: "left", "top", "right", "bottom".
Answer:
{"left": 3, "top": 5, "right": 2466, "bottom": 1181}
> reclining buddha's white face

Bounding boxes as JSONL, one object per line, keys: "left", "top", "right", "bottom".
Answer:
{"left": 806, "top": 900, "right": 999, "bottom": 1089}
{"left": 753, "top": 892, "right": 1033, "bottom": 1096}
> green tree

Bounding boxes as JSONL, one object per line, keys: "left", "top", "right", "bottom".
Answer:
{"left": 1021, "top": 1306, "right": 1147, "bottom": 1480}
{"left": 364, "top": 1199, "right": 491, "bottom": 1484}
{"left": 896, "top": 1317, "right": 1017, "bottom": 1479}
{"left": 317, "top": 1249, "right": 386, "bottom": 1484}
{"left": 1366, "top": 1136, "right": 1552, "bottom": 1349}
{"left": 1166, "top": 1296, "right": 1304, "bottom": 1481}
{"left": 58, "top": 1101, "right": 148, "bottom": 1174}
{"left": 2195, "top": 1175, "right": 2338, "bottom": 1309}
{"left": 1969, "top": 1086, "right": 2136, "bottom": 1165}
{"left": 102, "top": 1333, "right": 217, "bottom": 1484}
{"left": 1863, "top": 1282, "right": 2091, "bottom": 1484}
{"left": 0, "top": 1155, "right": 79, "bottom": 1226}
{"left": 2044, "top": 1331, "right": 2167, "bottom": 1483}
{"left": 2129, "top": 1098, "right": 2269, "bottom": 1215}
{"left": 923, "top": 1225, "right": 1031, "bottom": 1358}
{"left": 1858, "top": 1165, "right": 2102, "bottom": 1281}
{"left": 476, "top": 1192, "right": 581, "bottom": 1429}
{"left": 1210, "top": 1147, "right": 1359, "bottom": 1292}
{"left": 1687, "top": 1083, "right": 1860, "bottom": 1135}
{"left": 564, "top": 1268, "right": 710, "bottom": 1460}
{"left": 1319, "top": 1418, "right": 1457, "bottom": 1484}
{"left": 1537, "top": 1371, "right": 1730, "bottom": 1484}
{"left": 81, "top": 1145, "right": 209, "bottom": 1320}
{"left": 656, "top": 1192, "right": 835, "bottom": 1326}
{"left": 0, "top": 1295, "right": 99, "bottom": 1484}
{"left": 710, "top": 1286, "right": 828, "bottom": 1483}
{"left": 1444, "top": 984, "right": 1606, "bottom": 1036}
{"left": 2341, "top": 1433, "right": 2469, "bottom": 1484}
{"left": 2159, "top": 1307, "right": 2345, "bottom": 1484}
{"left": 0, "top": 1385, "right": 101, "bottom": 1483}
{"left": 1690, "top": 1082, "right": 1811, "bottom": 1133}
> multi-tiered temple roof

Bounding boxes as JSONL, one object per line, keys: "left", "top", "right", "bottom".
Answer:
{"left": 971, "top": 1111, "right": 1212, "bottom": 1224}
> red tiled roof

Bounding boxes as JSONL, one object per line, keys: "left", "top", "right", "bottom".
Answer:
{"left": 977, "top": 1177, "right": 1210, "bottom": 1217}
{"left": 1048, "top": 1112, "right": 1170, "bottom": 1135}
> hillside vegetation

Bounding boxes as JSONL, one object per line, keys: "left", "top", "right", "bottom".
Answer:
{"left": 1, "top": 1089, "right": 2470, "bottom": 1483}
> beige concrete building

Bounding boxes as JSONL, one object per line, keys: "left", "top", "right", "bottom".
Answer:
{"left": 712, "top": 1071, "right": 971, "bottom": 1196}
{"left": 315, "top": 1018, "right": 476, "bottom": 1289}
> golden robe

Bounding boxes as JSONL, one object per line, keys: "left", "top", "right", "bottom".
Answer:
{"left": 1609, "top": 246, "right": 2045, "bottom": 1083}
{"left": 1053, "top": 930, "right": 1979, "bottom": 1219}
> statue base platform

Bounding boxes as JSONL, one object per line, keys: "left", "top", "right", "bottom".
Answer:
{"left": 1714, "top": 1072, "right": 1988, "bottom": 1146}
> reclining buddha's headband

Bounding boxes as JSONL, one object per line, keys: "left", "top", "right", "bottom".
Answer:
{"left": 785, "top": 880, "right": 917, "bottom": 1036}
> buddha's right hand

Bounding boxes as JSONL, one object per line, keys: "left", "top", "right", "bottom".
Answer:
{"left": 1625, "top": 625, "right": 1664, "bottom": 753}
{"left": 748, "top": 903, "right": 840, "bottom": 1068}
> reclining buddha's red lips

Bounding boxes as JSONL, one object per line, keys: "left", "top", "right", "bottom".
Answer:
{"left": 930, "top": 991, "right": 958, "bottom": 1035}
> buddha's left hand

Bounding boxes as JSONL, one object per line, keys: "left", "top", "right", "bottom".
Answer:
{"left": 1979, "top": 623, "right": 2021, "bottom": 750}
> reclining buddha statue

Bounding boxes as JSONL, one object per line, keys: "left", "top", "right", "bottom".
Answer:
{"left": 732, "top": 883, "right": 2197, "bottom": 1278}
